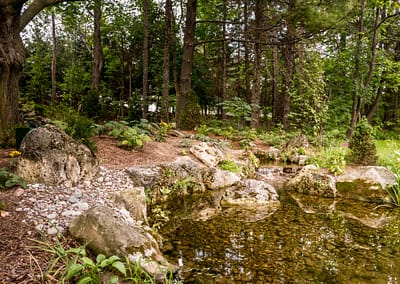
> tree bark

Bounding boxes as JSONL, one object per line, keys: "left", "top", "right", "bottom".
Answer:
{"left": 176, "top": 0, "right": 197, "bottom": 129}
{"left": 281, "top": 0, "right": 296, "bottom": 130}
{"left": 221, "top": 0, "right": 228, "bottom": 119}
{"left": 272, "top": 31, "right": 281, "bottom": 124}
{"left": 0, "top": 0, "right": 79, "bottom": 144}
{"left": 347, "top": 0, "right": 366, "bottom": 138}
{"left": 92, "top": 0, "right": 103, "bottom": 94}
{"left": 161, "top": 0, "right": 172, "bottom": 122}
{"left": 142, "top": 0, "right": 149, "bottom": 120}
{"left": 250, "top": 0, "right": 262, "bottom": 128}
{"left": 0, "top": 1, "right": 27, "bottom": 144}
{"left": 51, "top": 10, "right": 57, "bottom": 103}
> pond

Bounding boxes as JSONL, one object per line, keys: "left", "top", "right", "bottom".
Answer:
{"left": 161, "top": 190, "right": 400, "bottom": 283}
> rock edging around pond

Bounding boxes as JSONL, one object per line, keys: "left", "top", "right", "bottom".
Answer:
{"left": 69, "top": 142, "right": 280, "bottom": 279}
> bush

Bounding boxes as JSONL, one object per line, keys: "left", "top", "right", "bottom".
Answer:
{"left": 348, "top": 117, "right": 377, "bottom": 165}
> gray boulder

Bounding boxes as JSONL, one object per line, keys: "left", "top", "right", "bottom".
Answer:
{"left": 15, "top": 124, "right": 98, "bottom": 186}
{"left": 221, "top": 179, "right": 279, "bottom": 206}
{"left": 287, "top": 165, "right": 337, "bottom": 198}
{"left": 190, "top": 142, "right": 226, "bottom": 167}
{"left": 336, "top": 166, "right": 396, "bottom": 202}
{"left": 112, "top": 187, "right": 147, "bottom": 224}
{"left": 203, "top": 167, "right": 241, "bottom": 190}
{"left": 69, "top": 206, "right": 178, "bottom": 278}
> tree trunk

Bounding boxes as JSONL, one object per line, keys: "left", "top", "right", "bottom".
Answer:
{"left": 221, "top": 0, "right": 228, "bottom": 119}
{"left": 347, "top": 0, "right": 366, "bottom": 138}
{"left": 161, "top": 0, "right": 172, "bottom": 122}
{"left": 281, "top": 0, "right": 296, "bottom": 130}
{"left": 243, "top": 0, "right": 251, "bottom": 102}
{"left": 51, "top": 10, "right": 57, "bottom": 103}
{"left": 250, "top": 0, "right": 262, "bottom": 128}
{"left": 272, "top": 36, "right": 281, "bottom": 124}
{"left": 0, "top": 2, "right": 26, "bottom": 145}
{"left": 92, "top": 1, "right": 103, "bottom": 94}
{"left": 176, "top": 0, "right": 198, "bottom": 129}
{"left": 142, "top": 0, "right": 149, "bottom": 119}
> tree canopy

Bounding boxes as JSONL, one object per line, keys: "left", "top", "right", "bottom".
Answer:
{"left": 1, "top": 0, "right": 400, "bottom": 145}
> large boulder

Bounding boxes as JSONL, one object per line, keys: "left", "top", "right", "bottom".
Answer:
{"left": 69, "top": 206, "right": 178, "bottom": 278}
{"left": 287, "top": 165, "right": 337, "bottom": 198}
{"left": 190, "top": 142, "right": 226, "bottom": 167}
{"left": 112, "top": 187, "right": 147, "bottom": 224}
{"left": 15, "top": 125, "right": 98, "bottom": 186}
{"left": 221, "top": 179, "right": 279, "bottom": 206}
{"left": 336, "top": 166, "right": 396, "bottom": 202}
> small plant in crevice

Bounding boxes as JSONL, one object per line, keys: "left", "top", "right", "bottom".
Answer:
{"left": 0, "top": 167, "right": 26, "bottom": 190}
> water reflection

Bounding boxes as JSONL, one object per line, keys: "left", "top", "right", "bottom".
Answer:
{"left": 162, "top": 191, "right": 400, "bottom": 283}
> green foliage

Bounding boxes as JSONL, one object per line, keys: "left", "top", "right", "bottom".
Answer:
{"left": 33, "top": 237, "right": 176, "bottom": 283}
{"left": 0, "top": 167, "right": 26, "bottom": 190}
{"left": 311, "top": 145, "right": 347, "bottom": 175}
{"left": 384, "top": 149, "right": 400, "bottom": 206}
{"left": 218, "top": 159, "right": 241, "bottom": 173}
{"left": 102, "top": 121, "right": 152, "bottom": 149}
{"left": 348, "top": 118, "right": 378, "bottom": 165}
{"left": 154, "top": 121, "right": 173, "bottom": 142}
{"left": 219, "top": 97, "right": 252, "bottom": 128}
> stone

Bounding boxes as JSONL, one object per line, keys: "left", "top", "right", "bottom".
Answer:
{"left": 203, "top": 167, "right": 241, "bottom": 190}
{"left": 221, "top": 179, "right": 279, "bottom": 207}
{"left": 125, "top": 165, "right": 161, "bottom": 187}
{"left": 69, "top": 206, "right": 178, "bottom": 278}
{"left": 287, "top": 165, "right": 337, "bottom": 198}
{"left": 336, "top": 166, "right": 396, "bottom": 202}
{"left": 15, "top": 124, "right": 99, "bottom": 187}
{"left": 190, "top": 142, "right": 226, "bottom": 167}
{"left": 112, "top": 187, "right": 147, "bottom": 223}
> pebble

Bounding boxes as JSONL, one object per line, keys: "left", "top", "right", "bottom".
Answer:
{"left": 17, "top": 167, "right": 135, "bottom": 235}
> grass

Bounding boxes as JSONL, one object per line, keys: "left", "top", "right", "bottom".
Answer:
{"left": 376, "top": 140, "right": 400, "bottom": 167}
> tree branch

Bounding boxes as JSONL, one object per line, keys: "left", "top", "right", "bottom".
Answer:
{"left": 20, "top": 0, "right": 82, "bottom": 31}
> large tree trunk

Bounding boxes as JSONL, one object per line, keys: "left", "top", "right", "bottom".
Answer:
{"left": 161, "top": 0, "right": 172, "bottom": 122}
{"left": 243, "top": 0, "right": 251, "bottom": 102}
{"left": 272, "top": 36, "right": 281, "bottom": 124}
{"left": 250, "top": 0, "right": 262, "bottom": 128}
{"left": 0, "top": 2, "right": 26, "bottom": 145}
{"left": 281, "top": 0, "right": 296, "bottom": 130}
{"left": 92, "top": 1, "right": 103, "bottom": 94}
{"left": 176, "top": 0, "right": 198, "bottom": 129}
{"left": 142, "top": 0, "right": 149, "bottom": 119}
{"left": 51, "top": 10, "right": 57, "bottom": 103}
{"left": 221, "top": 0, "right": 228, "bottom": 119}
{"left": 347, "top": 0, "right": 366, "bottom": 138}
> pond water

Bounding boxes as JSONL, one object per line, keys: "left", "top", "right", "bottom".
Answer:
{"left": 161, "top": 190, "right": 400, "bottom": 283}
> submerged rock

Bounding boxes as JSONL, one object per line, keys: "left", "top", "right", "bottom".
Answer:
{"left": 337, "top": 166, "right": 396, "bottom": 202}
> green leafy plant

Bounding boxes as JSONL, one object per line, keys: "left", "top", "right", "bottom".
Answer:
{"left": 218, "top": 159, "right": 241, "bottom": 173}
{"left": 32, "top": 237, "right": 174, "bottom": 284}
{"left": 104, "top": 121, "right": 152, "bottom": 149}
{"left": 348, "top": 117, "right": 377, "bottom": 165}
{"left": 219, "top": 97, "right": 252, "bottom": 127}
{"left": 65, "top": 253, "right": 126, "bottom": 284}
{"left": 155, "top": 121, "right": 173, "bottom": 142}
{"left": 311, "top": 145, "right": 347, "bottom": 175}
{"left": 0, "top": 167, "right": 26, "bottom": 189}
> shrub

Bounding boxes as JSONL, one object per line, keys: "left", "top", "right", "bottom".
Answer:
{"left": 348, "top": 117, "right": 377, "bottom": 165}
